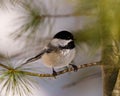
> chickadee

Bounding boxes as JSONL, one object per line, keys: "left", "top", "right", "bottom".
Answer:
{"left": 22, "top": 30, "right": 78, "bottom": 76}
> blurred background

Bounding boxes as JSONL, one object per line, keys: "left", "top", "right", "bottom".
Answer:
{"left": 0, "top": 0, "right": 120, "bottom": 96}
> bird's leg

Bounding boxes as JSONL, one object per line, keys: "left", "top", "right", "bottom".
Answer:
{"left": 64, "top": 66, "right": 69, "bottom": 71}
{"left": 52, "top": 68, "right": 57, "bottom": 78}
{"left": 69, "top": 63, "right": 78, "bottom": 72}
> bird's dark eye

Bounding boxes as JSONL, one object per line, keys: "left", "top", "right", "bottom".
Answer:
{"left": 67, "top": 36, "right": 70, "bottom": 39}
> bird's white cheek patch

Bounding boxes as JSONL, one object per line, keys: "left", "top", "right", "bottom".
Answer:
{"left": 51, "top": 39, "right": 72, "bottom": 47}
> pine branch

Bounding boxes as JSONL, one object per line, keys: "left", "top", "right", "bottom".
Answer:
{"left": 0, "top": 61, "right": 101, "bottom": 78}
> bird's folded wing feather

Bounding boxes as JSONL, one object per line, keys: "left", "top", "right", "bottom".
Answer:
{"left": 20, "top": 44, "right": 59, "bottom": 67}
{"left": 25, "top": 49, "right": 47, "bottom": 64}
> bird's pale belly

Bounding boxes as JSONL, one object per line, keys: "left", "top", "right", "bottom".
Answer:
{"left": 41, "top": 49, "right": 75, "bottom": 68}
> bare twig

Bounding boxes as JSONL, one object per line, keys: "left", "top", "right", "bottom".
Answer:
{"left": 18, "top": 61, "right": 100, "bottom": 77}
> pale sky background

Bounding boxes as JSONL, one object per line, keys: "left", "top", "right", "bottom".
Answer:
{"left": 0, "top": 0, "right": 102, "bottom": 96}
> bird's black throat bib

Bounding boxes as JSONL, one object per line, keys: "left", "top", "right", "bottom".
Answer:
{"left": 59, "top": 41, "right": 75, "bottom": 49}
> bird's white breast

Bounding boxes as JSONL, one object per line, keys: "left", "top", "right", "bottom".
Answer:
{"left": 41, "top": 49, "right": 76, "bottom": 68}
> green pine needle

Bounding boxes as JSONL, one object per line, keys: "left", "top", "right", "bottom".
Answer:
{"left": 11, "top": 0, "right": 47, "bottom": 40}
{"left": 0, "top": 68, "right": 41, "bottom": 96}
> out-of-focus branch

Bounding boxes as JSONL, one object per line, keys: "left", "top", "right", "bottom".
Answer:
{"left": 38, "top": 13, "right": 95, "bottom": 18}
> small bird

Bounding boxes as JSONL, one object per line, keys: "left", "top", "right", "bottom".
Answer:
{"left": 22, "top": 30, "right": 78, "bottom": 76}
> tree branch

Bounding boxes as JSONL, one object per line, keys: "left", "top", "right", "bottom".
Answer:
{"left": 18, "top": 61, "right": 101, "bottom": 77}
{"left": 0, "top": 61, "right": 101, "bottom": 78}
{"left": 0, "top": 63, "right": 12, "bottom": 70}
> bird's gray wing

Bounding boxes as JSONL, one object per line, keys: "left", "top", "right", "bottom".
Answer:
{"left": 24, "top": 49, "right": 46, "bottom": 64}
{"left": 23, "top": 44, "right": 56, "bottom": 64}
{"left": 16, "top": 49, "right": 47, "bottom": 68}
{"left": 17, "top": 43, "right": 59, "bottom": 69}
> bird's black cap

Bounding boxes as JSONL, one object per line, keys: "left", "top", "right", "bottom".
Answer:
{"left": 53, "top": 30, "right": 74, "bottom": 40}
